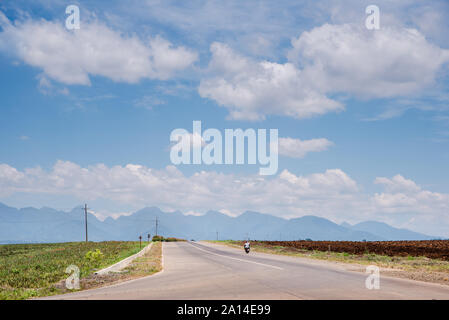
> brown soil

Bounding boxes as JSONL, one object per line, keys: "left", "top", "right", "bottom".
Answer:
{"left": 247, "top": 240, "right": 449, "bottom": 260}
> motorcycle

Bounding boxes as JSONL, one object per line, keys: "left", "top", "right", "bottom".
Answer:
{"left": 244, "top": 243, "right": 250, "bottom": 254}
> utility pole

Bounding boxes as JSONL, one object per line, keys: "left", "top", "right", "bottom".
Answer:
{"left": 139, "top": 235, "right": 142, "bottom": 249}
{"left": 216, "top": 231, "right": 218, "bottom": 241}
{"left": 84, "top": 204, "right": 88, "bottom": 243}
{"left": 155, "top": 217, "right": 159, "bottom": 236}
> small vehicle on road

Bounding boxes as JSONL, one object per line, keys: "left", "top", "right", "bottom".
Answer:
{"left": 244, "top": 241, "right": 250, "bottom": 254}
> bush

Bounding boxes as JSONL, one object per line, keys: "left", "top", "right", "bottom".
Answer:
{"left": 151, "top": 236, "right": 186, "bottom": 242}
{"left": 85, "top": 249, "right": 104, "bottom": 266}
{"left": 152, "top": 235, "right": 164, "bottom": 242}
{"left": 165, "top": 237, "right": 180, "bottom": 242}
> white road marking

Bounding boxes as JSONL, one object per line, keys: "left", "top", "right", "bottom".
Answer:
{"left": 190, "top": 243, "right": 284, "bottom": 270}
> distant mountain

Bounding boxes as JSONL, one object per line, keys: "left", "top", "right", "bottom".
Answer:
{"left": 0, "top": 202, "right": 438, "bottom": 243}
{"left": 0, "top": 203, "right": 116, "bottom": 243}
{"left": 282, "top": 216, "right": 383, "bottom": 241}
{"left": 340, "top": 222, "right": 352, "bottom": 229}
{"left": 349, "top": 221, "right": 437, "bottom": 241}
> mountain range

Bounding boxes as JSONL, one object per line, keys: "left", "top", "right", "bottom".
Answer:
{"left": 0, "top": 202, "right": 439, "bottom": 243}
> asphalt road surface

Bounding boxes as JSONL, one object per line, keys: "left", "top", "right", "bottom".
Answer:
{"left": 45, "top": 241, "right": 449, "bottom": 299}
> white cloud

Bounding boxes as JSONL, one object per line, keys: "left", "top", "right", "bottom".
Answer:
{"left": 0, "top": 161, "right": 359, "bottom": 220}
{"left": 199, "top": 42, "right": 343, "bottom": 121}
{"left": 1, "top": 161, "right": 449, "bottom": 235}
{"left": 374, "top": 174, "right": 421, "bottom": 193}
{"left": 0, "top": 164, "right": 25, "bottom": 188}
{"left": 147, "top": 36, "right": 198, "bottom": 80}
{"left": 278, "top": 137, "right": 333, "bottom": 158}
{"left": 288, "top": 24, "right": 449, "bottom": 98}
{"left": 373, "top": 174, "right": 449, "bottom": 213}
{"left": 372, "top": 192, "right": 418, "bottom": 209}
{"left": 371, "top": 174, "right": 449, "bottom": 235}
{"left": 91, "top": 210, "right": 133, "bottom": 221}
{"left": 0, "top": 12, "right": 198, "bottom": 85}
{"left": 199, "top": 23, "right": 449, "bottom": 121}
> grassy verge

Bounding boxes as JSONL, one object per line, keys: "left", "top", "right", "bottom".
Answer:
{"left": 210, "top": 240, "right": 449, "bottom": 285}
{"left": 74, "top": 241, "right": 163, "bottom": 291}
{"left": 0, "top": 241, "right": 143, "bottom": 300}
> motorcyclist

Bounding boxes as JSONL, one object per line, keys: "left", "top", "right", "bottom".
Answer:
{"left": 244, "top": 240, "right": 250, "bottom": 251}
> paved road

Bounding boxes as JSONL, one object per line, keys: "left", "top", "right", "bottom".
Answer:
{"left": 46, "top": 241, "right": 449, "bottom": 299}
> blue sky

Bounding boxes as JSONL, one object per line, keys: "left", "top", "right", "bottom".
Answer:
{"left": 1, "top": 0, "right": 449, "bottom": 236}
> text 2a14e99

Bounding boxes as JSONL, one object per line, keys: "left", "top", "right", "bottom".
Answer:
{"left": 221, "top": 304, "right": 271, "bottom": 315}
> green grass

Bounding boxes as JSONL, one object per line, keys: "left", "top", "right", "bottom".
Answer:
{"left": 79, "top": 241, "right": 163, "bottom": 291}
{"left": 0, "top": 241, "right": 143, "bottom": 300}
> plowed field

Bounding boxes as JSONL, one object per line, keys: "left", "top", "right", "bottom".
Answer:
{"left": 246, "top": 240, "right": 449, "bottom": 260}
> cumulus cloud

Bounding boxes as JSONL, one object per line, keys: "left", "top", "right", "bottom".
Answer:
{"left": 199, "top": 23, "right": 449, "bottom": 120}
{"left": 199, "top": 42, "right": 343, "bottom": 121}
{"left": 0, "top": 12, "right": 197, "bottom": 85}
{"left": 375, "top": 174, "right": 421, "bottom": 193}
{"left": 288, "top": 24, "right": 449, "bottom": 98}
{"left": 373, "top": 174, "right": 449, "bottom": 213}
{"left": 278, "top": 137, "right": 333, "bottom": 158}
{"left": 369, "top": 174, "right": 449, "bottom": 235}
